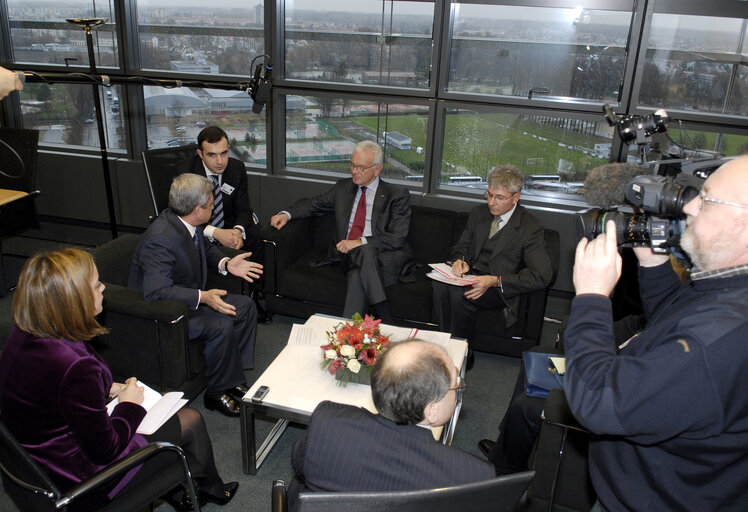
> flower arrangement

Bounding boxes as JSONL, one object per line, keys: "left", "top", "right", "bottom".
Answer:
{"left": 321, "top": 313, "right": 391, "bottom": 386}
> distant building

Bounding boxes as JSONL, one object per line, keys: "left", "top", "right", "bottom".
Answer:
{"left": 383, "top": 131, "right": 412, "bottom": 150}
{"left": 286, "top": 95, "right": 306, "bottom": 112}
{"left": 170, "top": 53, "right": 219, "bottom": 74}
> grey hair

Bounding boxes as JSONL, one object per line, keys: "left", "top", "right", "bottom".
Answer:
{"left": 169, "top": 173, "right": 213, "bottom": 216}
{"left": 487, "top": 164, "right": 523, "bottom": 193}
{"left": 354, "top": 140, "right": 383, "bottom": 166}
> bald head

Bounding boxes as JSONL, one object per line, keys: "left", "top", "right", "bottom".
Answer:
{"left": 681, "top": 154, "right": 748, "bottom": 271}
{"left": 371, "top": 340, "right": 453, "bottom": 425}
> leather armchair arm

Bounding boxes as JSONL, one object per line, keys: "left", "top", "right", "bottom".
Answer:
{"left": 101, "top": 283, "right": 188, "bottom": 323}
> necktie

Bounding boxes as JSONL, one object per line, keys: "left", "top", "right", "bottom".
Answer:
{"left": 489, "top": 216, "right": 502, "bottom": 238}
{"left": 347, "top": 186, "right": 367, "bottom": 240}
{"left": 209, "top": 175, "right": 224, "bottom": 228}
{"left": 193, "top": 231, "right": 200, "bottom": 254}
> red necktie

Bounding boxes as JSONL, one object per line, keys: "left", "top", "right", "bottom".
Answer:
{"left": 347, "top": 186, "right": 367, "bottom": 240}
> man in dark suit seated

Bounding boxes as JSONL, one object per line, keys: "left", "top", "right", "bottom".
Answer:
{"left": 129, "top": 173, "right": 263, "bottom": 417}
{"left": 432, "top": 165, "right": 553, "bottom": 364}
{"left": 270, "top": 140, "right": 412, "bottom": 323}
{"left": 180, "top": 125, "right": 270, "bottom": 322}
{"left": 289, "top": 340, "right": 494, "bottom": 509}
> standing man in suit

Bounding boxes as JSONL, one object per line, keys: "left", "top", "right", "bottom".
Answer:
{"left": 270, "top": 140, "right": 412, "bottom": 322}
{"left": 129, "top": 173, "right": 262, "bottom": 417}
{"left": 289, "top": 340, "right": 495, "bottom": 508}
{"left": 181, "top": 125, "right": 270, "bottom": 322}
{"left": 433, "top": 165, "right": 553, "bottom": 356}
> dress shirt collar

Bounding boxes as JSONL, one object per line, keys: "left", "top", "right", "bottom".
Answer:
{"left": 177, "top": 215, "right": 197, "bottom": 237}
{"left": 495, "top": 203, "right": 518, "bottom": 226}
{"left": 202, "top": 161, "right": 220, "bottom": 182}
{"left": 691, "top": 263, "right": 748, "bottom": 281}
{"left": 360, "top": 176, "right": 380, "bottom": 194}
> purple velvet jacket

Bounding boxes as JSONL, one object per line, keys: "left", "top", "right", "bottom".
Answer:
{"left": 0, "top": 327, "right": 147, "bottom": 497}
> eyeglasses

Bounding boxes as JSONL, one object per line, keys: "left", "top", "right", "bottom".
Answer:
{"left": 349, "top": 162, "right": 378, "bottom": 173}
{"left": 484, "top": 191, "right": 515, "bottom": 202}
{"left": 447, "top": 374, "right": 467, "bottom": 393}
{"left": 695, "top": 191, "right": 748, "bottom": 211}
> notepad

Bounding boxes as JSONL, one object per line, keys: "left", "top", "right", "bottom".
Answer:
{"left": 107, "top": 382, "right": 187, "bottom": 435}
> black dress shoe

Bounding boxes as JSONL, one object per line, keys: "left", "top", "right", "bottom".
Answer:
{"left": 227, "top": 384, "right": 249, "bottom": 403}
{"left": 204, "top": 393, "right": 240, "bottom": 417}
{"left": 200, "top": 481, "right": 239, "bottom": 506}
{"left": 478, "top": 438, "right": 495, "bottom": 457}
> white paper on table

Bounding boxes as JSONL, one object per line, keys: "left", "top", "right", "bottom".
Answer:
{"left": 287, "top": 324, "right": 325, "bottom": 346}
{"left": 427, "top": 263, "right": 475, "bottom": 287}
{"left": 107, "top": 382, "right": 187, "bottom": 435}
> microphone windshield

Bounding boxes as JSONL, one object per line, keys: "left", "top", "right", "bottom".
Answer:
{"left": 583, "top": 163, "right": 644, "bottom": 209}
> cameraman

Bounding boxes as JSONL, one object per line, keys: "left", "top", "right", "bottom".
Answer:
{"left": 564, "top": 155, "right": 748, "bottom": 511}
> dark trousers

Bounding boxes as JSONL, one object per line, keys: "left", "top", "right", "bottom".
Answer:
{"left": 188, "top": 292, "right": 256, "bottom": 394}
{"left": 488, "top": 361, "right": 544, "bottom": 474}
{"left": 432, "top": 280, "right": 503, "bottom": 340}
{"left": 341, "top": 244, "right": 388, "bottom": 318}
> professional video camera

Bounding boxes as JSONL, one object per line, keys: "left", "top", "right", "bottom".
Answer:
{"left": 575, "top": 169, "right": 700, "bottom": 253}
{"left": 574, "top": 105, "right": 718, "bottom": 255}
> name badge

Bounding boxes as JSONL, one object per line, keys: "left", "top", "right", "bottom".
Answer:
{"left": 220, "top": 183, "right": 235, "bottom": 195}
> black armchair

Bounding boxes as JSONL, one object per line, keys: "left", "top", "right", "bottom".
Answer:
{"left": 521, "top": 389, "right": 595, "bottom": 512}
{"left": 272, "top": 472, "right": 535, "bottom": 512}
{"left": 0, "top": 418, "right": 200, "bottom": 512}
{"left": 90, "top": 233, "right": 243, "bottom": 399}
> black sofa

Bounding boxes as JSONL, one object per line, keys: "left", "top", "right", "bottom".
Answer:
{"left": 263, "top": 205, "right": 560, "bottom": 357}
{"left": 90, "top": 234, "right": 244, "bottom": 399}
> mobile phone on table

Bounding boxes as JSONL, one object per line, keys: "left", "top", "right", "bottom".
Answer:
{"left": 251, "top": 385, "right": 269, "bottom": 403}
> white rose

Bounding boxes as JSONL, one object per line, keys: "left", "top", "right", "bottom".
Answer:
{"left": 363, "top": 334, "right": 371, "bottom": 344}
{"left": 347, "top": 359, "right": 361, "bottom": 373}
{"left": 340, "top": 345, "right": 356, "bottom": 358}
{"left": 325, "top": 349, "right": 338, "bottom": 360}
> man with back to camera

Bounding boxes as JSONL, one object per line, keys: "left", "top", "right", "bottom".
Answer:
{"left": 564, "top": 155, "right": 748, "bottom": 510}
{"left": 288, "top": 339, "right": 495, "bottom": 508}
{"left": 129, "top": 173, "right": 263, "bottom": 417}
{"left": 270, "top": 140, "right": 412, "bottom": 323}
{"left": 432, "top": 165, "right": 553, "bottom": 365}
{"left": 180, "top": 125, "right": 271, "bottom": 322}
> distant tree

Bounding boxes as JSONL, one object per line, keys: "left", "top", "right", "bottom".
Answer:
{"left": 36, "top": 84, "right": 52, "bottom": 103}
{"left": 692, "top": 133, "right": 707, "bottom": 149}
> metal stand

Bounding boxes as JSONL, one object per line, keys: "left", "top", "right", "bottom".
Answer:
{"left": 66, "top": 18, "right": 118, "bottom": 239}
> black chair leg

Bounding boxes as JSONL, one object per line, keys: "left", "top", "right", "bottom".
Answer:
{"left": 254, "top": 290, "right": 272, "bottom": 323}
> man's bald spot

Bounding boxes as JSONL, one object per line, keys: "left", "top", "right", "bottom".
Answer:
{"left": 385, "top": 340, "right": 451, "bottom": 371}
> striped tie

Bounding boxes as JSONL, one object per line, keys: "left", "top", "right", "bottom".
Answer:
{"left": 210, "top": 175, "right": 224, "bottom": 228}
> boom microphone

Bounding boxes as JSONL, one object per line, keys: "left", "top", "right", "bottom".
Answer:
{"left": 583, "top": 162, "right": 645, "bottom": 209}
{"left": 249, "top": 60, "right": 272, "bottom": 114}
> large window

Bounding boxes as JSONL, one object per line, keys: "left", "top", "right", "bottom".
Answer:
{"left": 2, "top": 0, "right": 747, "bottom": 207}
{"left": 283, "top": 94, "right": 429, "bottom": 180}
{"left": 639, "top": 13, "right": 747, "bottom": 115}
{"left": 144, "top": 86, "right": 266, "bottom": 162}
{"left": 7, "top": 0, "right": 119, "bottom": 67}
{"left": 447, "top": 4, "right": 633, "bottom": 102}
{"left": 284, "top": 0, "right": 434, "bottom": 88}
{"left": 18, "top": 83, "right": 125, "bottom": 150}
{"left": 135, "top": 1, "right": 265, "bottom": 75}
{"left": 440, "top": 107, "right": 611, "bottom": 198}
